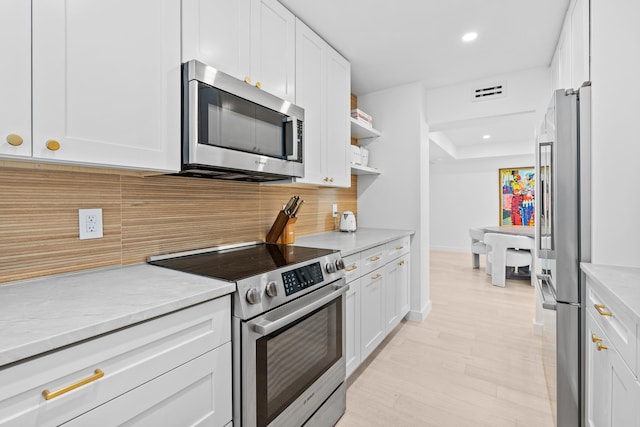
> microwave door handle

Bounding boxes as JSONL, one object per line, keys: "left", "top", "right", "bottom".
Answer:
{"left": 286, "top": 117, "right": 298, "bottom": 161}
{"left": 253, "top": 282, "right": 349, "bottom": 336}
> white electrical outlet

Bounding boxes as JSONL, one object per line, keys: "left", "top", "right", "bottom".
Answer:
{"left": 332, "top": 204, "right": 338, "bottom": 218}
{"left": 79, "top": 208, "right": 103, "bottom": 240}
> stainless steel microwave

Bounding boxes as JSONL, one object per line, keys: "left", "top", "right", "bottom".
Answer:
{"left": 181, "top": 60, "right": 304, "bottom": 182}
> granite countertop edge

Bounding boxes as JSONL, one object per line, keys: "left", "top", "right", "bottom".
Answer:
{"left": 0, "top": 264, "right": 235, "bottom": 368}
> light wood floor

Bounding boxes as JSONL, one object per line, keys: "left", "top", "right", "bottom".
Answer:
{"left": 336, "top": 250, "right": 553, "bottom": 427}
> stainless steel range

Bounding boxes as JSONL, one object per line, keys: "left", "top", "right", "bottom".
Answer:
{"left": 149, "top": 242, "right": 347, "bottom": 427}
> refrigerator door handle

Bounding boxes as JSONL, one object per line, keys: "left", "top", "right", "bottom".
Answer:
{"left": 536, "top": 274, "right": 557, "bottom": 310}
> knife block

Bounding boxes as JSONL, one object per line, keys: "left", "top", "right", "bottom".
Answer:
{"left": 278, "top": 217, "right": 297, "bottom": 244}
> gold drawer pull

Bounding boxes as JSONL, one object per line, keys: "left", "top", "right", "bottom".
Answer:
{"left": 345, "top": 265, "right": 358, "bottom": 272}
{"left": 597, "top": 342, "right": 608, "bottom": 351}
{"left": 368, "top": 256, "right": 381, "bottom": 262}
{"left": 594, "top": 304, "right": 612, "bottom": 317}
{"left": 371, "top": 273, "right": 382, "bottom": 280}
{"left": 397, "top": 260, "right": 405, "bottom": 266}
{"left": 591, "top": 333, "right": 602, "bottom": 343}
{"left": 42, "top": 369, "right": 104, "bottom": 401}
{"left": 255, "top": 81, "right": 262, "bottom": 89}
{"left": 6, "top": 134, "right": 24, "bottom": 146}
{"left": 244, "top": 76, "right": 251, "bottom": 84}
{"left": 46, "top": 139, "right": 61, "bottom": 151}
{"left": 395, "top": 246, "right": 404, "bottom": 250}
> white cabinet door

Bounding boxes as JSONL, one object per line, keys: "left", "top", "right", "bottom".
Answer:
{"left": 383, "top": 260, "right": 399, "bottom": 335}
{"left": 345, "top": 278, "right": 361, "bottom": 378}
{"left": 586, "top": 311, "right": 640, "bottom": 427}
{"left": 32, "top": 0, "right": 181, "bottom": 172}
{"left": 397, "top": 255, "right": 410, "bottom": 319}
{"left": 360, "top": 268, "right": 385, "bottom": 362}
{"left": 251, "top": 0, "right": 295, "bottom": 103}
{"left": 294, "top": 20, "right": 326, "bottom": 185}
{"left": 570, "top": 0, "right": 589, "bottom": 88}
{"left": 181, "top": 0, "right": 251, "bottom": 81}
{"left": 0, "top": 0, "right": 31, "bottom": 158}
{"left": 324, "top": 46, "right": 351, "bottom": 187}
{"left": 294, "top": 19, "right": 350, "bottom": 187}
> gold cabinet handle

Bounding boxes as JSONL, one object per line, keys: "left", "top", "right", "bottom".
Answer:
{"left": 6, "top": 134, "right": 24, "bottom": 146}
{"left": 255, "top": 81, "right": 262, "bottom": 89}
{"left": 371, "top": 273, "right": 382, "bottom": 280}
{"left": 594, "top": 304, "right": 612, "bottom": 317}
{"left": 368, "top": 256, "right": 381, "bottom": 262}
{"left": 395, "top": 246, "right": 404, "bottom": 250}
{"left": 591, "top": 333, "right": 602, "bottom": 343}
{"left": 329, "top": 177, "right": 334, "bottom": 183}
{"left": 323, "top": 177, "right": 329, "bottom": 182}
{"left": 345, "top": 265, "right": 358, "bottom": 272}
{"left": 42, "top": 369, "right": 104, "bottom": 401}
{"left": 597, "top": 342, "right": 608, "bottom": 351}
{"left": 244, "top": 76, "right": 251, "bottom": 84}
{"left": 397, "top": 260, "right": 405, "bottom": 266}
{"left": 46, "top": 139, "right": 61, "bottom": 151}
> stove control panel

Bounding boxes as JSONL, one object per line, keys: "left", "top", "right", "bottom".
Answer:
{"left": 282, "top": 262, "right": 324, "bottom": 296}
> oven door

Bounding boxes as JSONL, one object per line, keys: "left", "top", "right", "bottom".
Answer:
{"left": 238, "top": 278, "right": 347, "bottom": 427}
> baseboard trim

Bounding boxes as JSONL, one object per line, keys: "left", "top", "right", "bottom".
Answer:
{"left": 406, "top": 300, "right": 432, "bottom": 322}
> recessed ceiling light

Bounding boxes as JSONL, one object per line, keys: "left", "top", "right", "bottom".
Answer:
{"left": 482, "top": 134, "right": 491, "bottom": 139}
{"left": 462, "top": 32, "right": 478, "bottom": 42}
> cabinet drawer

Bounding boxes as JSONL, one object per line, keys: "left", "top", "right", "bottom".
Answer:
{"left": 342, "top": 253, "right": 361, "bottom": 282}
{"left": 386, "top": 236, "right": 410, "bottom": 260}
{"left": 587, "top": 284, "right": 637, "bottom": 376}
{"left": 360, "top": 245, "right": 386, "bottom": 276}
{"left": 62, "top": 343, "right": 232, "bottom": 427}
{"left": 0, "top": 297, "right": 230, "bottom": 427}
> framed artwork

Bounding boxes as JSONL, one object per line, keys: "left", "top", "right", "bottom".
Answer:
{"left": 499, "top": 167, "right": 535, "bottom": 226}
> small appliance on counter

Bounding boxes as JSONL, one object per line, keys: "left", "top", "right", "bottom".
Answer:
{"left": 339, "top": 211, "right": 357, "bottom": 232}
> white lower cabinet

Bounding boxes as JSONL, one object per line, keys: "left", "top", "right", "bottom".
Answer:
{"left": 585, "top": 275, "right": 640, "bottom": 427}
{"left": 0, "top": 297, "right": 232, "bottom": 427}
{"left": 343, "top": 236, "right": 410, "bottom": 378}
{"left": 360, "top": 267, "right": 385, "bottom": 362}
{"left": 345, "top": 277, "right": 361, "bottom": 378}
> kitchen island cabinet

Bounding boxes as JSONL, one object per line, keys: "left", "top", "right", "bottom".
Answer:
{"left": 0, "top": 0, "right": 31, "bottom": 159}
{"left": 582, "top": 263, "right": 640, "bottom": 427}
{"left": 31, "top": 0, "right": 181, "bottom": 172}
{"left": 182, "top": 0, "right": 296, "bottom": 103}
{"left": 0, "top": 264, "right": 235, "bottom": 427}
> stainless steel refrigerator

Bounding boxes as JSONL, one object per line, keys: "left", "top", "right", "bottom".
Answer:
{"left": 535, "top": 83, "right": 591, "bottom": 427}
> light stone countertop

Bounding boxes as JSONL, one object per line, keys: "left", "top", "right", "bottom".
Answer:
{"left": 295, "top": 228, "right": 414, "bottom": 257}
{"left": 0, "top": 264, "right": 235, "bottom": 368}
{"left": 581, "top": 263, "right": 640, "bottom": 320}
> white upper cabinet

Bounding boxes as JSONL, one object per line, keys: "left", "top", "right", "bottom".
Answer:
{"left": 182, "top": 0, "right": 295, "bottom": 103}
{"left": 551, "top": 0, "right": 590, "bottom": 91}
{"left": 0, "top": 0, "right": 31, "bottom": 158}
{"left": 32, "top": 0, "right": 181, "bottom": 172}
{"left": 294, "top": 19, "right": 351, "bottom": 187}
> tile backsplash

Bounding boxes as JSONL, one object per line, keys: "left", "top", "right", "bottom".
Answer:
{"left": 0, "top": 165, "right": 356, "bottom": 284}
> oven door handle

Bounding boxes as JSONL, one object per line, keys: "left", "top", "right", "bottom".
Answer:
{"left": 253, "top": 283, "right": 349, "bottom": 336}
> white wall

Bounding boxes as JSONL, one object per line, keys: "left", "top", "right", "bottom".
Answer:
{"left": 358, "top": 82, "right": 431, "bottom": 321}
{"left": 590, "top": 0, "right": 640, "bottom": 266}
{"left": 427, "top": 67, "right": 552, "bottom": 126}
{"left": 430, "top": 154, "right": 535, "bottom": 252}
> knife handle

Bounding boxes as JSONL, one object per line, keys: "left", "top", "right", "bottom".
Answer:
{"left": 266, "top": 211, "right": 291, "bottom": 243}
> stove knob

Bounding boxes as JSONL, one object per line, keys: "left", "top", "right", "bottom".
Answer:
{"left": 246, "top": 288, "right": 262, "bottom": 305}
{"left": 266, "top": 281, "right": 278, "bottom": 297}
{"left": 335, "top": 259, "right": 345, "bottom": 270}
{"left": 325, "top": 262, "right": 337, "bottom": 274}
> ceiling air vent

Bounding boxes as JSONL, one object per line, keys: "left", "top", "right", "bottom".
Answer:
{"left": 471, "top": 82, "right": 507, "bottom": 102}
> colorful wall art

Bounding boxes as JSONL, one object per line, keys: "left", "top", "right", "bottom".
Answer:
{"left": 499, "top": 167, "right": 535, "bottom": 226}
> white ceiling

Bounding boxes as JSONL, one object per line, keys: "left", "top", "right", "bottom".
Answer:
{"left": 279, "top": 0, "right": 571, "bottom": 160}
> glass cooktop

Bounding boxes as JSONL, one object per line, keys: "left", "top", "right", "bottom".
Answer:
{"left": 149, "top": 243, "right": 337, "bottom": 282}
